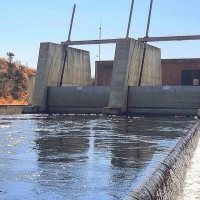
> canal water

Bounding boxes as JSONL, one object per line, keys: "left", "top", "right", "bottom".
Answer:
{"left": 0, "top": 114, "right": 197, "bottom": 200}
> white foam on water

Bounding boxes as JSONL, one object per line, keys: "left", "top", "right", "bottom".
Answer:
{"left": 178, "top": 135, "right": 200, "bottom": 200}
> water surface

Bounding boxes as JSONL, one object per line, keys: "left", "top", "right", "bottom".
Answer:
{"left": 0, "top": 114, "right": 196, "bottom": 199}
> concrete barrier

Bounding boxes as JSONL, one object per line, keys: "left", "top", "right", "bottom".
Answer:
{"left": 125, "top": 121, "right": 200, "bottom": 200}
{"left": 0, "top": 105, "right": 25, "bottom": 114}
{"left": 43, "top": 86, "right": 200, "bottom": 116}
{"left": 47, "top": 86, "right": 110, "bottom": 114}
{"left": 28, "top": 75, "right": 35, "bottom": 105}
{"left": 128, "top": 86, "right": 200, "bottom": 116}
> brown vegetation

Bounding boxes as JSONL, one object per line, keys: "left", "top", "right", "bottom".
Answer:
{"left": 0, "top": 58, "right": 36, "bottom": 104}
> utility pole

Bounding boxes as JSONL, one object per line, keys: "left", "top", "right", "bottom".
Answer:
{"left": 99, "top": 22, "right": 101, "bottom": 61}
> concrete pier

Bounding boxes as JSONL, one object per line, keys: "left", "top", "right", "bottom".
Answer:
{"left": 102, "top": 38, "right": 161, "bottom": 115}
{"left": 103, "top": 39, "right": 136, "bottom": 115}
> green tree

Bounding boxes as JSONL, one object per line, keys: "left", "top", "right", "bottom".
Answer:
{"left": 7, "top": 52, "right": 15, "bottom": 63}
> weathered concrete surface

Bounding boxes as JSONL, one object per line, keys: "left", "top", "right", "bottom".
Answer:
{"left": 0, "top": 105, "right": 24, "bottom": 114}
{"left": 128, "top": 86, "right": 200, "bottom": 116}
{"left": 103, "top": 38, "right": 161, "bottom": 115}
{"left": 128, "top": 42, "right": 161, "bottom": 86}
{"left": 62, "top": 48, "right": 91, "bottom": 86}
{"left": 45, "top": 86, "right": 200, "bottom": 116}
{"left": 27, "top": 75, "right": 35, "bottom": 105}
{"left": 47, "top": 86, "right": 110, "bottom": 114}
{"left": 27, "top": 42, "right": 91, "bottom": 113}
{"left": 103, "top": 39, "right": 136, "bottom": 115}
{"left": 32, "top": 43, "right": 64, "bottom": 112}
{"left": 22, "top": 106, "right": 40, "bottom": 114}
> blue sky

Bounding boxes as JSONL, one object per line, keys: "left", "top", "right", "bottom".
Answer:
{"left": 0, "top": 0, "right": 200, "bottom": 76}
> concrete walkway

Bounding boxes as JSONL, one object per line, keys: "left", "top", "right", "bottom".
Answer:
{"left": 178, "top": 137, "right": 200, "bottom": 199}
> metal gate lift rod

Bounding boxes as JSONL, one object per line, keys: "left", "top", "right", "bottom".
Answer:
{"left": 59, "top": 4, "right": 76, "bottom": 87}
{"left": 126, "top": 0, "right": 135, "bottom": 38}
{"left": 138, "top": 0, "right": 154, "bottom": 86}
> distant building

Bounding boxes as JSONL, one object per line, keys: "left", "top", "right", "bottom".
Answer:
{"left": 162, "top": 58, "right": 200, "bottom": 86}
{"left": 95, "top": 61, "right": 113, "bottom": 86}
{"left": 95, "top": 58, "right": 200, "bottom": 86}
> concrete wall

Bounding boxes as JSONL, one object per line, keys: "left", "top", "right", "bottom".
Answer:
{"left": 162, "top": 58, "right": 200, "bottom": 86}
{"left": 0, "top": 105, "right": 24, "bottom": 114}
{"left": 31, "top": 42, "right": 91, "bottom": 112}
{"left": 45, "top": 85, "right": 200, "bottom": 116}
{"left": 47, "top": 86, "right": 110, "bottom": 114}
{"left": 128, "top": 42, "right": 161, "bottom": 86}
{"left": 62, "top": 48, "right": 91, "bottom": 86}
{"left": 128, "top": 86, "right": 200, "bottom": 116}
{"left": 27, "top": 75, "right": 35, "bottom": 105}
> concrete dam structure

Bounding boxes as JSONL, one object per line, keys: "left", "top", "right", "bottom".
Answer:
{"left": 20, "top": 0, "right": 200, "bottom": 116}
{"left": 23, "top": 37, "right": 200, "bottom": 116}
{"left": 23, "top": 38, "right": 164, "bottom": 115}
{"left": 18, "top": 1, "right": 200, "bottom": 199}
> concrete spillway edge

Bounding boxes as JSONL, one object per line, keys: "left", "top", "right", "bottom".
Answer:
{"left": 125, "top": 121, "right": 200, "bottom": 200}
